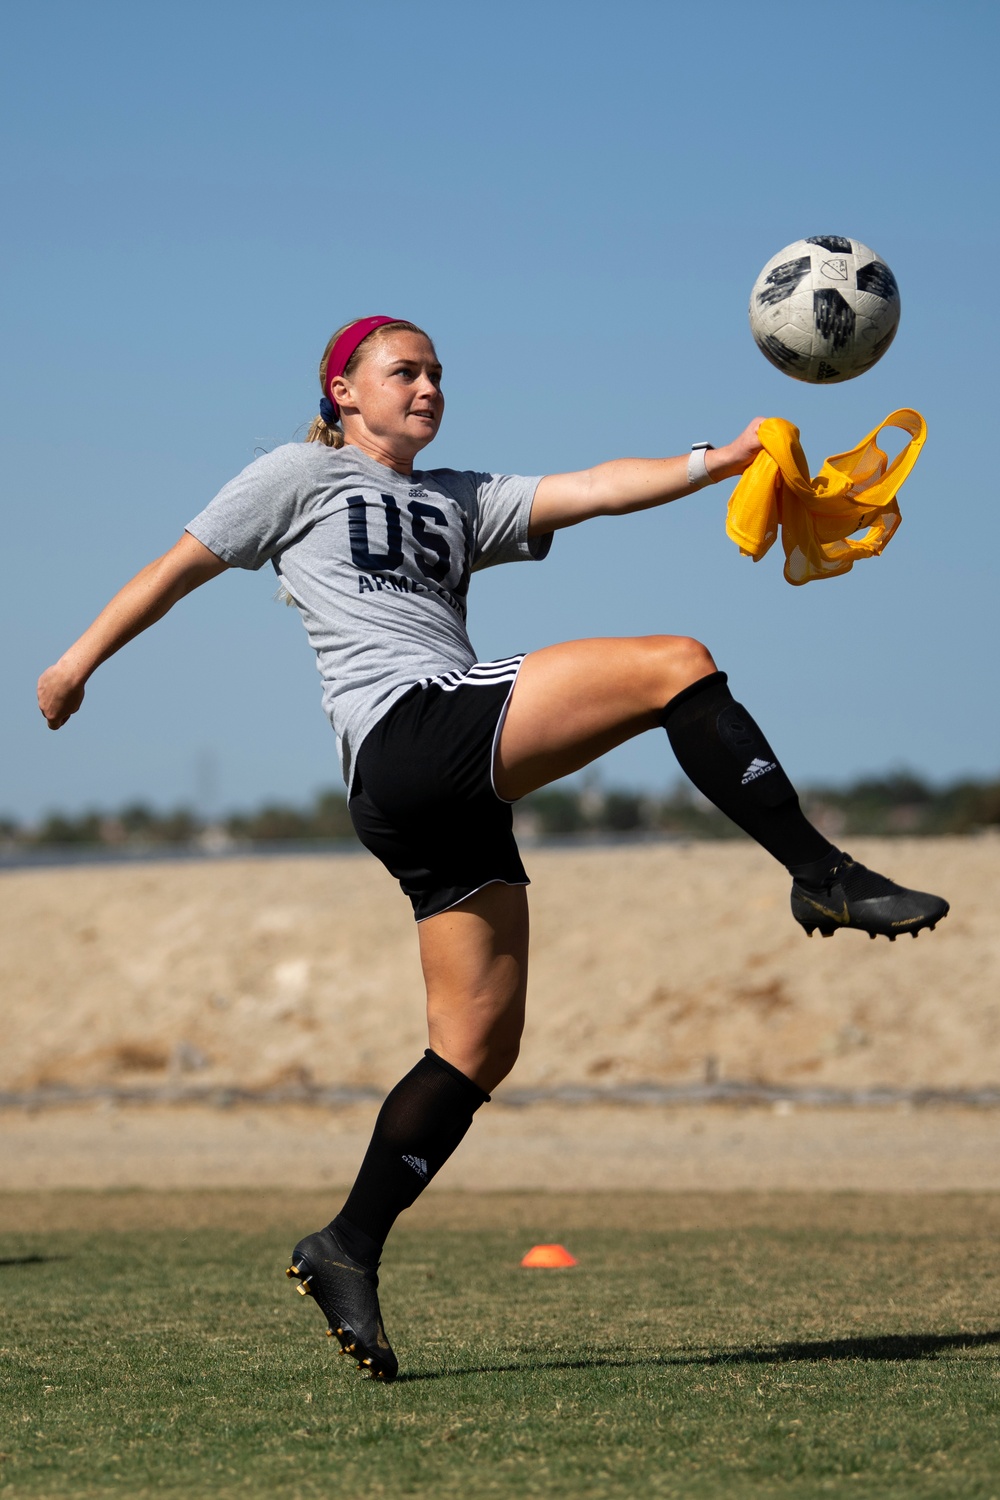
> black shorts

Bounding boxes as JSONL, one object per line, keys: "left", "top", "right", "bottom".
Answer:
{"left": 349, "top": 656, "right": 529, "bottom": 921}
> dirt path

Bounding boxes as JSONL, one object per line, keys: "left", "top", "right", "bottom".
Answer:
{"left": 2, "top": 1101, "right": 998, "bottom": 1193}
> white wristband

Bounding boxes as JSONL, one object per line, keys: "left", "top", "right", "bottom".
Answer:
{"left": 687, "top": 442, "right": 714, "bottom": 489}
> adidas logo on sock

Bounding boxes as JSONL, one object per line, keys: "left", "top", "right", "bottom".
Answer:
{"left": 402, "top": 1154, "right": 429, "bottom": 1181}
{"left": 741, "top": 757, "right": 777, "bottom": 784}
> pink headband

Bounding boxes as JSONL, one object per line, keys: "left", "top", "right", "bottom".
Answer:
{"left": 323, "top": 315, "right": 403, "bottom": 415}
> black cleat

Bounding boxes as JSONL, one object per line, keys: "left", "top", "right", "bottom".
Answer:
{"left": 286, "top": 1225, "right": 398, "bottom": 1382}
{"left": 791, "top": 853, "right": 949, "bottom": 941}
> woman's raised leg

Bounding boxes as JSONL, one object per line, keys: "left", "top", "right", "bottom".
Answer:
{"left": 495, "top": 633, "right": 837, "bottom": 875}
{"left": 496, "top": 634, "right": 949, "bottom": 942}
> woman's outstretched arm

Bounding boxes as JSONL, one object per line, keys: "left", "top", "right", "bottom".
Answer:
{"left": 37, "top": 532, "right": 230, "bottom": 729}
{"left": 528, "top": 418, "right": 764, "bottom": 537}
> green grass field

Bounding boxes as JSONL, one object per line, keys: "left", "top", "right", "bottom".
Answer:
{"left": 2, "top": 1189, "right": 999, "bottom": 1499}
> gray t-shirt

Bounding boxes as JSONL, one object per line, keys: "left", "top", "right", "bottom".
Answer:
{"left": 186, "top": 442, "right": 548, "bottom": 789}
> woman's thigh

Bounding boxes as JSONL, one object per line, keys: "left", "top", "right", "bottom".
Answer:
{"left": 495, "top": 635, "right": 716, "bottom": 800}
{"left": 418, "top": 882, "right": 529, "bottom": 1094}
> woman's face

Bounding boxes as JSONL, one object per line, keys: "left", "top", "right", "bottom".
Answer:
{"left": 332, "top": 331, "right": 444, "bottom": 458}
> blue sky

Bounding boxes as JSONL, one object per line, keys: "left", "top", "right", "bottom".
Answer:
{"left": 3, "top": 0, "right": 997, "bottom": 820}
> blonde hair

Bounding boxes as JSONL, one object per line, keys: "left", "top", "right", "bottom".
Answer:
{"left": 305, "top": 319, "right": 432, "bottom": 447}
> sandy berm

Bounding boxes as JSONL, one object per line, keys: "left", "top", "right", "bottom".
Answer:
{"left": 2, "top": 837, "right": 998, "bottom": 1191}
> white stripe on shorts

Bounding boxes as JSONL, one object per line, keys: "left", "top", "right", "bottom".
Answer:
{"left": 420, "top": 655, "right": 525, "bottom": 693}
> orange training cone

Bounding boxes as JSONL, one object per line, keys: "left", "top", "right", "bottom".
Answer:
{"left": 520, "top": 1243, "right": 578, "bottom": 1268}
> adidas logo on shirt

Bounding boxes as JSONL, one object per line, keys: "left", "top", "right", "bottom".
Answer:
{"left": 741, "top": 757, "right": 777, "bottom": 784}
{"left": 402, "top": 1154, "right": 429, "bottom": 1181}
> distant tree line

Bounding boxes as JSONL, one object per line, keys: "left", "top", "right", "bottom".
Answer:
{"left": 515, "top": 772, "right": 1000, "bottom": 841}
{"left": 0, "top": 791, "right": 356, "bottom": 851}
{"left": 2, "top": 772, "right": 999, "bottom": 853}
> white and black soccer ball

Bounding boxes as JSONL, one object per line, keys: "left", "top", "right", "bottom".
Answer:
{"left": 748, "top": 237, "right": 900, "bottom": 384}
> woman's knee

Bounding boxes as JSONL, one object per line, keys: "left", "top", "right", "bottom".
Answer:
{"left": 426, "top": 1009, "right": 523, "bottom": 1093}
{"left": 640, "top": 635, "right": 716, "bottom": 704}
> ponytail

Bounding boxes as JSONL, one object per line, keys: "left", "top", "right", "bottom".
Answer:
{"left": 305, "top": 411, "right": 345, "bottom": 449}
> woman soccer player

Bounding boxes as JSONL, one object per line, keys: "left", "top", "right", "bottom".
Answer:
{"left": 38, "top": 315, "right": 948, "bottom": 1381}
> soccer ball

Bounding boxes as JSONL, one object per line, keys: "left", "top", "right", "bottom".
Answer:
{"left": 748, "top": 236, "right": 900, "bottom": 384}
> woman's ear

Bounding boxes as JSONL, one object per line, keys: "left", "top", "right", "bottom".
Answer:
{"left": 329, "top": 374, "right": 355, "bottom": 413}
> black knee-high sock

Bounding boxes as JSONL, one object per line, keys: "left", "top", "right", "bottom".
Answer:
{"left": 660, "top": 671, "right": 839, "bottom": 883}
{"left": 332, "top": 1050, "right": 490, "bottom": 1266}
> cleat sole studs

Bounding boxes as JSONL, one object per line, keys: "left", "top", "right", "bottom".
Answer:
{"left": 285, "top": 1265, "right": 302, "bottom": 1278}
